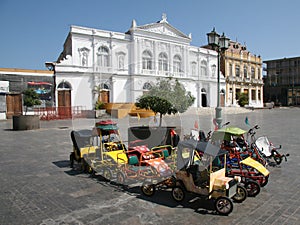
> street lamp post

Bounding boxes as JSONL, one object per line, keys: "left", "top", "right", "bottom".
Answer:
{"left": 207, "top": 28, "right": 230, "bottom": 129}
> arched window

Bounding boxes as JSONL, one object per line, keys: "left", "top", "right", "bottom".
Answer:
{"left": 103, "top": 83, "right": 109, "bottom": 89}
{"left": 251, "top": 67, "right": 255, "bottom": 79}
{"left": 235, "top": 65, "right": 240, "bottom": 77}
{"left": 201, "top": 60, "right": 207, "bottom": 76}
{"left": 158, "top": 52, "right": 168, "bottom": 71}
{"left": 97, "top": 46, "right": 109, "bottom": 67}
{"left": 229, "top": 63, "right": 233, "bottom": 76}
{"left": 143, "top": 82, "right": 152, "bottom": 90}
{"left": 142, "top": 51, "right": 153, "bottom": 70}
{"left": 57, "top": 80, "right": 71, "bottom": 90}
{"left": 173, "top": 55, "right": 182, "bottom": 73}
{"left": 191, "top": 62, "right": 197, "bottom": 76}
{"left": 244, "top": 65, "right": 248, "bottom": 78}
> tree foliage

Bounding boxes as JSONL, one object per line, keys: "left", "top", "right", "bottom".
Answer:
{"left": 236, "top": 92, "right": 249, "bottom": 107}
{"left": 136, "top": 78, "right": 195, "bottom": 126}
{"left": 23, "top": 88, "right": 41, "bottom": 113}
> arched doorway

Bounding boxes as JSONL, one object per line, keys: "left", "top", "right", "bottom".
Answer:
{"left": 97, "top": 83, "right": 110, "bottom": 103}
{"left": 220, "top": 89, "right": 225, "bottom": 107}
{"left": 57, "top": 81, "right": 72, "bottom": 118}
{"left": 201, "top": 88, "right": 207, "bottom": 107}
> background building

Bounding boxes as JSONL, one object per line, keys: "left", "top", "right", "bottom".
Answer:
{"left": 263, "top": 56, "right": 300, "bottom": 106}
{"left": 223, "top": 41, "right": 263, "bottom": 107}
{"left": 47, "top": 15, "right": 225, "bottom": 114}
{"left": 0, "top": 68, "right": 54, "bottom": 119}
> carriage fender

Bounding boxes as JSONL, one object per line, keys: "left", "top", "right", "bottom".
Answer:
{"left": 241, "top": 157, "right": 270, "bottom": 176}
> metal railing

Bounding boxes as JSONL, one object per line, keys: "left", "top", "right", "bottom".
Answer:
{"left": 34, "top": 106, "right": 88, "bottom": 120}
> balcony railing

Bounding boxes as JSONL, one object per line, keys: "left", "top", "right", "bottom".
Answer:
{"left": 34, "top": 106, "right": 89, "bottom": 120}
{"left": 244, "top": 78, "right": 251, "bottom": 83}
{"left": 142, "top": 69, "right": 156, "bottom": 75}
{"left": 95, "top": 66, "right": 112, "bottom": 73}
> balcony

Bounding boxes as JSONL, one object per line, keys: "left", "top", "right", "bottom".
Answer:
{"left": 226, "top": 76, "right": 235, "bottom": 82}
{"left": 142, "top": 69, "right": 156, "bottom": 75}
{"left": 244, "top": 77, "right": 251, "bottom": 83}
{"left": 95, "top": 66, "right": 112, "bottom": 73}
{"left": 173, "top": 72, "right": 184, "bottom": 77}
{"left": 158, "top": 71, "right": 170, "bottom": 76}
{"left": 252, "top": 79, "right": 264, "bottom": 85}
{"left": 235, "top": 77, "right": 243, "bottom": 82}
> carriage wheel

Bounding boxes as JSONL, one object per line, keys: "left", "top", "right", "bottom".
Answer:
{"left": 272, "top": 150, "right": 283, "bottom": 165}
{"left": 70, "top": 152, "right": 74, "bottom": 168}
{"left": 172, "top": 186, "right": 185, "bottom": 202}
{"left": 116, "top": 171, "right": 126, "bottom": 184}
{"left": 82, "top": 160, "right": 89, "bottom": 173}
{"left": 87, "top": 165, "right": 94, "bottom": 174}
{"left": 232, "top": 185, "right": 247, "bottom": 203}
{"left": 244, "top": 180, "right": 260, "bottom": 197}
{"left": 103, "top": 168, "right": 113, "bottom": 180}
{"left": 141, "top": 183, "right": 156, "bottom": 197}
{"left": 260, "top": 175, "right": 269, "bottom": 187}
{"left": 214, "top": 197, "right": 233, "bottom": 216}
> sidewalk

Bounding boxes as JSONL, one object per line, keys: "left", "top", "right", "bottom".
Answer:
{"left": 0, "top": 107, "right": 299, "bottom": 225}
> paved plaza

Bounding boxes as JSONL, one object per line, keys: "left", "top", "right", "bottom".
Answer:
{"left": 0, "top": 107, "right": 299, "bottom": 225}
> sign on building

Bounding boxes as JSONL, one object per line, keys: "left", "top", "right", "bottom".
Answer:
{"left": 0, "top": 81, "right": 9, "bottom": 93}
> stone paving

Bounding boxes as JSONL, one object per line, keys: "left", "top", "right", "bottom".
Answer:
{"left": 0, "top": 107, "right": 299, "bottom": 225}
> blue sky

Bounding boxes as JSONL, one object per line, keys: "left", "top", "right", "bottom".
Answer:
{"left": 1, "top": 0, "right": 299, "bottom": 70}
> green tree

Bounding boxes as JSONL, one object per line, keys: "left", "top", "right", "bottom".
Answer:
{"left": 236, "top": 92, "right": 249, "bottom": 107}
{"left": 136, "top": 78, "right": 195, "bottom": 126}
{"left": 23, "top": 88, "right": 41, "bottom": 114}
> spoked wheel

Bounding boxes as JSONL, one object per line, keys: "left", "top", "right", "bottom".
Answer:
{"left": 70, "top": 152, "right": 74, "bottom": 168}
{"left": 141, "top": 183, "right": 156, "bottom": 197}
{"left": 116, "top": 171, "right": 126, "bottom": 184}
{"left": 172, "top": 186, "right": 185, "bottom": 202}
{"left": 244, "top": 180, "right": 260, "bottom": 197}
{"left": 87, "top": 165, "right": 94, "bottom": 174}
{"left": 260, "top": 175, "right": 269, "bottom": 187}
{"left": 272, "top": 150, "right": 283, "bottom": 165}
{"left": 103, "top": 168, "right": 113, "bottom": 181}
{"left": 232, "top": 184, "right": 247, "bottom": 203}
{"left": 82, "top": 160, "right": 89, "bottom": 173}
{"left": 214, "top": 196, "right": 233, "bottom": 216}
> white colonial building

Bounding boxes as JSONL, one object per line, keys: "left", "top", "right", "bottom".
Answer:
{"left": 47, "top": 15, "right": 225, "bottom": 112}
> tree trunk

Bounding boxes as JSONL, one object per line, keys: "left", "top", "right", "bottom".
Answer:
{"left": 159, "top": 113, "right": 163, "bottom": 127}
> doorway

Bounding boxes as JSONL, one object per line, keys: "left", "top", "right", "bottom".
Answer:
{"left": 58, "top": 90, "right": 71, "bottom": 118}
{"left": 99, "top": 90, "right": 109, "bottom": 103}
{"left": 201, "top": 88, "right": 207, "bottom": 107}
{"left": 6, "top": 93, "right": 22, "bottom": 118}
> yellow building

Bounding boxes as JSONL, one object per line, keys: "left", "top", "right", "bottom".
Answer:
{"left": 222, "top": 41, "right": 263, "bottom": 107}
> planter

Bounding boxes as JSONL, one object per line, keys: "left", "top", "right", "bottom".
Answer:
{"left": 13, "top": 115, "right": 40, "bottom": 130}
{"left": 95, "top": 109, "right": 106, "bottom": 118}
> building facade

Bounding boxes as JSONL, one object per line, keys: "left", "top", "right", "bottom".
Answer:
{"left": 48, "top": 15, "right": 225, "bottom": 112}
{"left": 263, "top": 56, "right": 300, "bottom": 106}
{"left": 222, "top": 41, "right": 263, "bottom": 107}
{"left": 0, "top": 68, "right": 54, "bottom": 119}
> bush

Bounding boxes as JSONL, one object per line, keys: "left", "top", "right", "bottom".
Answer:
{"left": 23, "top": 88, "right": 41, "bottom": 113}
{"left": 236, "top": 93, "right": 248, "bottom": 107}
{"left": 95, "top": 100, "right": 105, "bottom": 110}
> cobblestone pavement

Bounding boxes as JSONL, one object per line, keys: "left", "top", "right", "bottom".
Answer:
{"left": 0, "top": 107, "right": 299, "bottom": 225}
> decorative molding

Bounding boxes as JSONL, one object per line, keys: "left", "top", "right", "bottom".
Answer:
{"left": 145, "top": 25, "right": 180, "bottom": 38}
